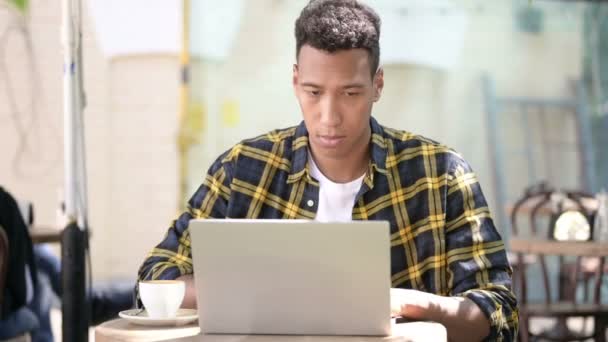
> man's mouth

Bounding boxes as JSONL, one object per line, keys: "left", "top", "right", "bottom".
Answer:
{"left": 317, "top": 135, "right": 346, "bottom": 148}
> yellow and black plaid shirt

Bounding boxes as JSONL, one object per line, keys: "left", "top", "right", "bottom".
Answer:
{"left": 138, "top": 117, "right": 518, "bottom": 341}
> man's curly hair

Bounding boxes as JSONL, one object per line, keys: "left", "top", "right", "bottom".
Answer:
{"left": 295, "top": 0, "right": 381, "bottom": 77}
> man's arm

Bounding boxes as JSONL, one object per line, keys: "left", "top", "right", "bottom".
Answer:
{"left": 443, "top": 158, "right": 517, "bottom": 341}
{"left": 177, "top": 274, "right": 197, "bottom": 308}
{"left": 135, "top": 152, "right": 233, "bottom": 307}
{"left": 394, "top": 156, "right": 518, "bottom": 341}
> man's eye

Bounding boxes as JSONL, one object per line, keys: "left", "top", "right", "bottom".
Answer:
{"left": 308, "top": 90, "right": 320, "bottom": 96}
{"left": 345, "top": 92, "right": 360, "bottom": 97}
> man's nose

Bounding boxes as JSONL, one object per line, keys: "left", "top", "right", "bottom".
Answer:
{"left": 319, "top": 96, "right": 341, "bottom": 127}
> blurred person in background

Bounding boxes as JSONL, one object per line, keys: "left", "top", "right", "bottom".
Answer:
{"left": 0, "top": 187, "right": 133, "bottom": 342}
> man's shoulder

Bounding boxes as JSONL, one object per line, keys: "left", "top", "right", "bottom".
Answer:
{"left": 220, "top": 125, "right": 299, "bottom": 164}
{"left": 381, "top": 125, "right": 454, "bottom": 155}
{"left": 379, "top": 124, "right": 467, "bottom": 171}
{"left": 241, "top": 125, "right": 299, "bottom": 146}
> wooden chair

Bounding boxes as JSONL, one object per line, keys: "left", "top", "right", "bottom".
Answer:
{"left": 510, "top": 186, "right": 608, "bottom": 342}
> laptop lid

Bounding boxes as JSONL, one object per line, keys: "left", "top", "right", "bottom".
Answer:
{"left": 189, "top": 219, "right": 391, "bottom": 336}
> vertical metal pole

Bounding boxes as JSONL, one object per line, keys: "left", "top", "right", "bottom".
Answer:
{"left": 575, "top": 80, "right": 597, "bottom": 192}
{"left": 61, "top": 0, "right": 77, "bottom": 224}
{"left": 61, "top": 224, "right": 88, "bottom": 342}
{"left": 520, "top": 105, "right": 537, "bottom": 184}
{"left": 61, "top": 0, "right": 89, "bottom": 340}
{"left": 482, "top": 74, "right": 510, "bottom": 242}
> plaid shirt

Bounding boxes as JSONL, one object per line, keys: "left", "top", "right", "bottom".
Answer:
{"left": 137, "top": 117, "right": 518, "bottom": 341}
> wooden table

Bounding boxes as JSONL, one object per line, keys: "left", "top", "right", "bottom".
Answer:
{"left": 29, "top": 226, "right": 63, "bottom": 244}
{"left": 95, "top": 319, "right": 447, "bottom": 342}
{"left": 510, "top": 237, "right": 608, "bottom": 341}
{"left": 510, "top": 238, "right": 608, "bottom": 257}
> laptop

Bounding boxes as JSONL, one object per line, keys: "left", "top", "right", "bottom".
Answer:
{"left": 189, "top": 219, "right": 392, "bottom": 336}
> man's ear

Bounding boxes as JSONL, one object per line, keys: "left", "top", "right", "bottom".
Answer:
{"left": 373, "top": 67, "right": 384, "bottom": 102}
{"left": 293, "top": 64, "right": 299, "bottom": 89}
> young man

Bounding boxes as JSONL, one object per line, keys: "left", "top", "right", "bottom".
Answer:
{"left": 137, "top": 1, "right": 518, "bottom": 340}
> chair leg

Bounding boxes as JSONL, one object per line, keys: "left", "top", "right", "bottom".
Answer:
{"left": 594, "top": 315, "right": 608, "bottom": 342}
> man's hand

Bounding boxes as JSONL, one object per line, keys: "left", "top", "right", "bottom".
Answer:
{"left": 390, "top": 288, "right": 440, "bottom": 319}
{"left": 390, "top": 288, "right": 490, "bottom": 342}
{"left": 176, "top": 274, "right": 197, "bottom": 309}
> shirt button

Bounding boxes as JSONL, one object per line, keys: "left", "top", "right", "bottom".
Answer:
{"left": 307, "top": 200, "right": 314, "bottom": 207}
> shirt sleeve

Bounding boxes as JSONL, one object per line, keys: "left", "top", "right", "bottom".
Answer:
{"left": 134, "top": 151, "right": 233, "bottom": 306}
{"left": 444, "top": 155, "right": 519, "bottom": 341}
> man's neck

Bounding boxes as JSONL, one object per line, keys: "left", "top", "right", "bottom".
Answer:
{"left": 309, "top": 143, "right": 370, "bottom": 184}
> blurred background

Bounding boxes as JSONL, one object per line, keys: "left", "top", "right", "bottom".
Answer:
{"left": 0, "top": 0, "right": 607, "bottom": 338}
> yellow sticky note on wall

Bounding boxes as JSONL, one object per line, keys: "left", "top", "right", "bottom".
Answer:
{"left": 188, "top": 102, "right": 205, "bottom": 134}
{"left": 221, "top": 100, "right": 240, "bottom": 128}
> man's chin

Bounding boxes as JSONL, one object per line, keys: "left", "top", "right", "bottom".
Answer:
{"left": 311, "top": 147, "right": 349, "bottom": 160}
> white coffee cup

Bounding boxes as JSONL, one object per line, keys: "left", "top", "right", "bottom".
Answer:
{"left": 139, "top": 280, "right": 186, "bottom": 319}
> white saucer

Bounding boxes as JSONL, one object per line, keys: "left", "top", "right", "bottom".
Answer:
{"left": 119, "top": 308, "right": 198, "bottom": 327}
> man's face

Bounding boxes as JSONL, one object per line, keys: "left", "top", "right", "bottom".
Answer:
{"left": 293, "top": 45, "right": 384, "bottom": 160}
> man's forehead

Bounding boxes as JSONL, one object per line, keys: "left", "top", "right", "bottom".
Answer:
{"left": 298, "top": 45, "right": 370, "bottom": 68}
{"left": 296, "top": 45, "right": 373, "bottom": 84}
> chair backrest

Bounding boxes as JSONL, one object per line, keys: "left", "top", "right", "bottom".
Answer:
{"left": 510, "top": 184, "right": 603, "bottom": 306}
{"left": 0, "top": 225, "right": 8, "bottom": 307}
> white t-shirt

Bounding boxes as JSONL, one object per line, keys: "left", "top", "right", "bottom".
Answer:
{"left": 308, "top": 152, "right": 365, "bottom": 222}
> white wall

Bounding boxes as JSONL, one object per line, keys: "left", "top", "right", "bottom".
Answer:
{"left": 0, "top": 0, "right": 179, "bottom": 281}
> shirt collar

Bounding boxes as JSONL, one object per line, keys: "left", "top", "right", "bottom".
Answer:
{"left": 287, "top": 116, "right": 389, "bottom": 184}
